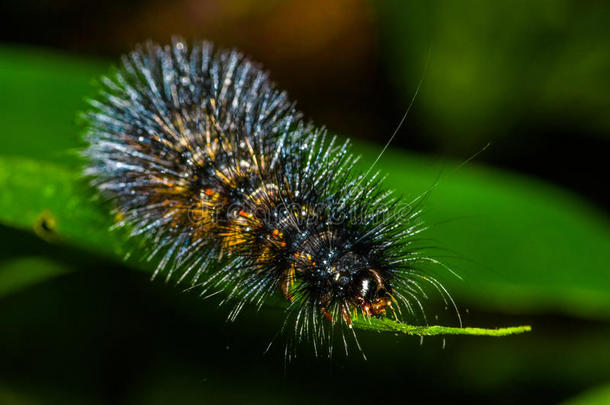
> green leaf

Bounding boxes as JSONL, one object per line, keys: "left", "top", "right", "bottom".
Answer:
{"left": 562, "top": 384, "right": 610, "bottom": 405}
{"left": 0, "top": 256, "right": 71, "bottom": 298}
{"left": 0, "top": 156, "right": 528, "bottom": 336}
{"left": 0, "top": 157, "right": 123, "bottom": 259}
{"left": 0, "top": 46, "right": 105, "bottom": 168}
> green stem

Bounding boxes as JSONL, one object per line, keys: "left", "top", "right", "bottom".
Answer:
{"left": 354, "top": 317, "right": 531, "bottom": 336}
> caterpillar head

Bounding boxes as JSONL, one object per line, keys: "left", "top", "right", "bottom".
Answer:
{"left": 350, "top": 269, "right": 393, "bottom": 316}
{"left": 296, "top": 248, "right": 393, "bottom": 324}
{"left": 330, "top": 251, "right": 392, "bottom": 318}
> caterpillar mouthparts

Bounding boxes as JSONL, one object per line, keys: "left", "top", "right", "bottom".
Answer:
{"left": 83, "top": 38, "right": 453, "bottom": 356}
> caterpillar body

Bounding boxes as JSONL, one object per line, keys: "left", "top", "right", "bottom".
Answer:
{"left": 84, "top": 39, "right": 450, "bottom": 356}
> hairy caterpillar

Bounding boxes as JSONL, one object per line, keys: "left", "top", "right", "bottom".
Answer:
{"left": 84, "top": 38, "right": 456, "bottom": 356}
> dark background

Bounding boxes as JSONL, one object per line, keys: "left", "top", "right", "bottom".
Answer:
{"left": 1, "top": 1, "right": 609, "bottom": 404}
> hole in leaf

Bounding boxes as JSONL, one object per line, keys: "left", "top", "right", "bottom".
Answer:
{"left": 34, "top": 211, "right": 59, "bottom": 242}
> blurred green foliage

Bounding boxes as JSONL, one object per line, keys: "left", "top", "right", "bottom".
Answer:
{"left": 0, "top": 256, "right": 71, "bottom": 298}
{"left": 563, "top": 384, "right": 610, "bottom": 405}
{"left": 377, "top": 0, "right": 610, "bottom": 152}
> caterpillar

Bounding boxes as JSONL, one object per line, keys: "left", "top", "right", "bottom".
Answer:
{"left": 83, "top": 38, "right": 455, "bottom": 357}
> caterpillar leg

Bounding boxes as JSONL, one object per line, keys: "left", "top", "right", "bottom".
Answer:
{"left": 321, "top": 306, "right": 334, "bottom": 323}
{"left": 319, "top": 306, "right": 353, "bottom": 326}
{"left": 341, "top": 305, "right": 353, "bottom": 327}
{"left": 280, "top": 266, "right": 295, "bottom": 302}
